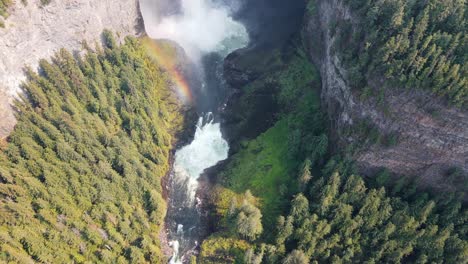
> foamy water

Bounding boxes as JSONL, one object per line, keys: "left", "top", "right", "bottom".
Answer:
{"left": 139, "top": 0, "right": 248, "bottom": 262}
{"left": 141, "top": 0, "right": 248, "bottom": 61}
{"left": 174, "top": 114, "right": 229, "bottom": 194}
{"left": 169, "top": 115, "right": 230, "bottom": 264}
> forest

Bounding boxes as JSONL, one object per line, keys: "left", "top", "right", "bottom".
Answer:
{"left": 198, "top": 33, "right": 467, "bottom": 263}
{"left": 0, "top": 0, "right": 466, "bottom": 263}
{"left": 0, "top": 0, "right": 11, "bottom": 18}
{"left": 336, "top": 0, "right": 467, "bottom": 107}
{"left": 198, "top": 1, "right": 468, "bottom": 262}
{"left": 0, "top": 31, "right": 183, "bottom": 263}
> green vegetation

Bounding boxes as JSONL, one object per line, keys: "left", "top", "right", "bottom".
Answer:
{"left": 40, "top": 0, "right": 51, "bottom": 6}
{"left": 200, "top": 42, "right": 325, "bottom": 260}
{"left": 220, "top": 120, "right": 294, "bottom": 230}
{"left": 199, "top": 236, "right": 250, "bottom": 264}
{"left": 0, "top": 0, "right": 12, "bottom": 18}
{"left": 331, "top": 0, "right": 467, "bottom": 107}
{"left": 0, "top": 31, "right": 184, "bottom": 262}
{"left": 1, "top": 1, "right": 465, "bottom": 262}
{"left": 269, "top": 166, "right": 467, "bottom": 263}
{"left": 216, "top": 47, "right": 325, "bottom": 235}
{"left": 233, "top": 191, "right": 263, "bottom": 241}
{"left": 201, "top": 36, "right": 467, "bottom": 263}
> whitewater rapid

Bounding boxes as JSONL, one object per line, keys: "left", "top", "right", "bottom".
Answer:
{"left": 169, "top": 114, "right": 229, "bottom": 264}
{"left": 139, "top": 0, "right": 248, "bottom": 263}
{"left": 174, "top": 114, "right": 229, "bottom": 203}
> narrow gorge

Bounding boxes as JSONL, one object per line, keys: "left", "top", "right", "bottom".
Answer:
{"left": 139, "top": 0, "right": 248, "bottom": 262}
{"left": 0, "top": 0, "right": 466, "bottom": 263}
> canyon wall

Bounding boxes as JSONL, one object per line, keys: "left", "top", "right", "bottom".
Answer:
{"left": 304, "top": 0, "right": 468, "bottom": 193}
{"left": 0, "top": 0, "right": 143, "bottom": 138}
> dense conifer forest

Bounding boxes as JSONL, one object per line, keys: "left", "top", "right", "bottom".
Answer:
{"left": 0, "top": 0, "right": 466, "bottom": 263}
{"left": 199, "top": 37, "right": 467, "bottom": 263}
{"left": 337, "top": 0, "right": 467, "bottom": 107}
{"left": 0, "top": 31, "right": 183, "bottom": 263}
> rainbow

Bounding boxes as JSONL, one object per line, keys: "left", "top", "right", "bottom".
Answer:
{"left": 142, "top": 38, "right": 193, "bottom": 103}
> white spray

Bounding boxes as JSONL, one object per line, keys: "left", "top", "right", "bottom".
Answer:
{"left": 139, "top": 0, "right": 248, "bottom": 263}
{"left": 140, "top": 0, "right": 248, "bottom": 61}
{"left": 174, "top": 114, "right": 229, "bottom": 203}
{"left": 168, "top": 241, "right": 181, "bottom": 264}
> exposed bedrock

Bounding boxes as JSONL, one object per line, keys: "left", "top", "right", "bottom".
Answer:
{"left": 304, "top": 0, "right": 467, "bottom": 194}
{"left": 0, "top": 0, "right": 144, "bottom": 138}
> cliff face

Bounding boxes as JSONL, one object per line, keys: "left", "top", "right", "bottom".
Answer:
{"left": 0, "top": 0, "right": 143, "bottom": 138}
{"left": 304, "top": 0, "right": 468, "bottom": 193}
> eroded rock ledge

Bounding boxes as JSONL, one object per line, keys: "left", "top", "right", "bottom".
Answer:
{"left": 0, "top": 0, "right": 144, "bottom": 138}
{"left": 305, "top": 0, "right": 468, "bottom": 194}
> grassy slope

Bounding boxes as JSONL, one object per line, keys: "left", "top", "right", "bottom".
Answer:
{"left": 220, "top": 48, "right": 321, "bottom": 229}
{"left": 222, "top": 119, "right": 292, "bottom": 229}
{"left": 200, "top": 44, "right": 322, "bottom": 263}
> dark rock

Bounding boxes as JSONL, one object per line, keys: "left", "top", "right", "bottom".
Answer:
{"left": 223, "top": 48, "right": 258, "bottom": 88}
{"left": 221, "top": 47, "right": 281, "bottom": 154}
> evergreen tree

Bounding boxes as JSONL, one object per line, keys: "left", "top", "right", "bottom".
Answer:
{"left": 298, "top": 159, "right": 312, "bottom": 191}
{"left": 0, "top": 32, "right": 184, "bottom": 262}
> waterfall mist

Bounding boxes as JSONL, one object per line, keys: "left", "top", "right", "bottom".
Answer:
{"left": 139, "top": 0, "right": 248, "bottom": 263}
{"left": 140, "top": 0, "right": 248, "bottom": 61}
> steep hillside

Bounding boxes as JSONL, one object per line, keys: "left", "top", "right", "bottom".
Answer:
{"left": 304, "top": 0, "right": 467, "bottom": 194}
{"left": 201, "top": 40, "right": 467, "bottom": 264}
{"left": 0, "top": 0, "right": 143, "bottom": 138}
{"left": 0, "top": 33, "right": 184, "bottom": 263}
{"left": 196, "top": 1, "right": 467, "bottom": 262}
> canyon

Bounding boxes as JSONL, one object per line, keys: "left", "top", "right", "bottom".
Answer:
{"left": 1, "top": 0, "right": 465, "bottom": 195}
{"left": 0, "top": 0, "right": 466, "bottom": 262}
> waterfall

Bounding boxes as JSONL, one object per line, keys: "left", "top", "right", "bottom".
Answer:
{"left": 168, "top": 241, "right": 181, "bottom": 264}
{"left": 140, "top": 0, "right": 248, "bottom": 61}
{"left": 166, "top": 113, "right": 229, "bottom": 263}
{"left": 174, "top": 114, "right": 229, "bottom": 204}
{"left": 139, "top": 0, "right": 248, "bottom": 262}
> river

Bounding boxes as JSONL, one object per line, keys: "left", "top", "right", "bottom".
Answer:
{"left": 139, "top": 0, "right": 249, "bottom": 262}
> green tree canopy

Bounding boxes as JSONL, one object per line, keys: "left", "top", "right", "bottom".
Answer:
{"left": 0, "top": 31, "right": 184, "bottom": 263}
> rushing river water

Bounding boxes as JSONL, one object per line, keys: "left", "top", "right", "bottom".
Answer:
{"left": 168, "top": 114, "right": 229, "bottom": 263}
{"left": 139, "top": 0, "right": 248, "bottom": 262}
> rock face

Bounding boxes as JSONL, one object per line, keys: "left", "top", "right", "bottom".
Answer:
{"left": 304, "top": 0, "right": 468, "bottom": 193}
{"left": 223, "top": 49, "right": 258, "bottom": 88}
{"left": 0, "top": 0, "right": 143, "bottom": 138}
